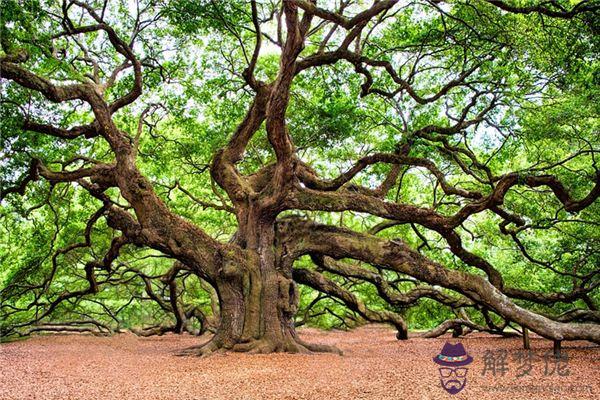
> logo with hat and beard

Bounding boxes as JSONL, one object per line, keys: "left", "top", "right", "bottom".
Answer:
{"left": 433, "top": 342, "right": 473, "bottom": 395}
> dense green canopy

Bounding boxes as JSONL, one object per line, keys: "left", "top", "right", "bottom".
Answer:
{"left": 0, "top": 0, "right": 599, "bottom": 347}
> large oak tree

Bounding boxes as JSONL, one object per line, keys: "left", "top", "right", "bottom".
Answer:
{"left": 1, "top": 0, "right": 599, "bottom": 354}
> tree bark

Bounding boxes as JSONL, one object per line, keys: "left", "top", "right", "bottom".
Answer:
{"left": 185, "top": 209, "right": 340, "bottom": 355}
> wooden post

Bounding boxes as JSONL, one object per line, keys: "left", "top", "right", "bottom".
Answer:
{"left": 553, "top": 340, "right": 561, "bottom": 358}
{"left": 522, "top": 327, "right": 530, "bottom": 350}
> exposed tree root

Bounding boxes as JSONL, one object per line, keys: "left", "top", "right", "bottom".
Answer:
{"left": 176, "top": 338, "right": 225, "bottom": 357}
{"left": 176, "top": 334, "right": 342, "bottom": 356}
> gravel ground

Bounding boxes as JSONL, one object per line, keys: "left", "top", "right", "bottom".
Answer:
{"left": 0, "top": 324, "right": 598, "bottom": 400}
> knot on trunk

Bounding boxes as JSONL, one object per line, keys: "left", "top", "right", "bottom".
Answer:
{"left": 219, "top": 259, "right": 243, "bottom": 280}
{"left": 277, "top": 276, "right": 298, "bottom": 316}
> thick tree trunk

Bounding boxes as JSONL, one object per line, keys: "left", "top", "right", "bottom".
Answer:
{"left": 185, "top": 211, "right": 340, "bottom": 355}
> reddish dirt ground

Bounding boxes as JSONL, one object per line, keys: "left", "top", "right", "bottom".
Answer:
{"left": 0, "top": 324, "right": 598, "bottom": 400}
